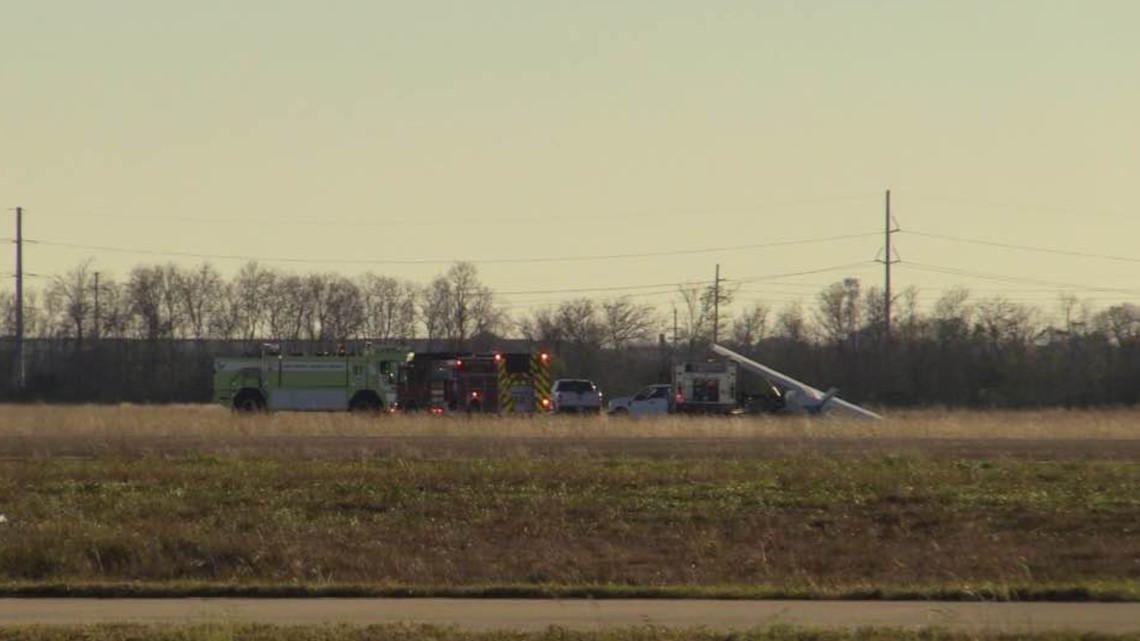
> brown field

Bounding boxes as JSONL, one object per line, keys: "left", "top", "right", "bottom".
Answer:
{"left": 3, "top": 404, "right": 1140, "bottom": 440}
{"left": 1, "top": 405, "right": 1139, "bottom": 461}
{"left": 0, "top": 404, "right": 1137, "bottom": 600}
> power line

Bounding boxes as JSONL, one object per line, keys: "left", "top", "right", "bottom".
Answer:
{"left": 732, "top": 262, "right": 876, "bottom": 284}
{"left": 911, "top": 196, "right": 1139, "bottom": 222}
{"left": 497, "top": 282, "right": 694, "bottom": 296}
{"left": 905, "top": 230, "right": 1140, "bottom": 264}
{"left": 492, "top": 261, "right": 872, "bottom": 299}
{"left": 28, "top": 231, "right": 882, "bottom": 266}
{"left": 40, "top": 193, "right": 879, "bottom": 228}
{"left": 899, "top": 261, "right": 1140, "bottom": 297}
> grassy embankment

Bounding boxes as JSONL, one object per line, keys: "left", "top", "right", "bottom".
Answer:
{"left": 0, "top": 405, "right": 1137, "bottom": 600}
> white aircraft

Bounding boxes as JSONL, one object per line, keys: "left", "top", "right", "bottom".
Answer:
{"left": 711, "top": 343, "right": 882, "bottom": 420}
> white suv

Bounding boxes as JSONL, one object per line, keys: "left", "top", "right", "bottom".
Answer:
{"left": 551, "top": 378, "right": 603, "bottom": 414}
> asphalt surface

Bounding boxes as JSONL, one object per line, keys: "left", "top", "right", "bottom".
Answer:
{"left": 1, "top": 599, "right": 1139, "bottom": 632}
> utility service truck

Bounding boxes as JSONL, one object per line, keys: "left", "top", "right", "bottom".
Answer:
{"left": 607, "top": 344, "right": 881, "bottom": 419}
{"left": 213, "top": 344, "right": 411, "bottom": 412}
{"left": 608, "top": 360, "right": 740, "bottom": 416}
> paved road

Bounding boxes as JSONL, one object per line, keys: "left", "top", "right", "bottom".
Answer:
{"left": 1, "top": 599, "right": 1138, "bottom": 633}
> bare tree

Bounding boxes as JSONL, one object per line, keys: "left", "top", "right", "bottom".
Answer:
{"left": 315, "top": 274, "right": 365, "bottom": 341}
{"left": 774, "top": 301, "right": 808, "bottom": 343}
{"left": 425, "top": 262, "right": 501, "bottom": 350}
{"left": 46, "top": 260, "right": 96, "bottom": 343}
{"left": 975, "top": 297, "right": 1040, "bottom": 350}
{"left": 676, "top": 281, "right": 736, "bottom": 356}
{"left": 1094, "top": 303, "right": 1140, "bottom": 346}
{"left": 601, "top": 297, "right": 657, "bottom": 349}
{"left": 932, "top": 287, "right": 972, "bottom": 343}
{"left": 95, "top": 277, "right": 131, "bottom": 339}
{"left": 175, "top": 263, "right": 224, "bottom": 339}
{"left": 127, "top": 265, "right": 174, "bottom": 340}
{"left": 516, "top": 306, "right": 563, "bottom": 347}
{"left": 815, "top": 279, "right": 861, "bottom": 347}
{"left": 556, "top": 298, "right": 604, "bottom": 348}
{"left": 0, "top": 289, "right": 42, "bottom": 337}
{"left": 896, "top": 286, "right": 923, "bottom": 342}
{"left": 729, "top": 302, "right": 770, "bottom": 350}
{"left": 230, "top": 262, "right": 277, "bottom": 340}
{"left": 0, "top": 289, "right": 43, "bottom": 338}
{"left": 265, "top": 274, "right": 309, "bottom": 341}
{"left": 0, "top": 289, "right": 13, "bottom": 336}
{"left": 157, "top": 264, "right": 187, "bottom": 338}
{"left": 359, "top": 273, "right": 418, "bottom": 342}
{"left": 420, "top": 278, "right": 449, "bottom": 350}
{"left": 1057, "top": 294, "right": 1094, "bottom": 337}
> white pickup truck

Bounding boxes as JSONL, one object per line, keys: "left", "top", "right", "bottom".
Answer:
{"left": 607, "top": 383, "right": 672, "bottom": 416}
{"left": 550, "top": 378, "right": 603, "bottom": 414}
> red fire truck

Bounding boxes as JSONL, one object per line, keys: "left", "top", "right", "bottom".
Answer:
{"left": 397, "top": 351, "right": 551, "bottom": 414}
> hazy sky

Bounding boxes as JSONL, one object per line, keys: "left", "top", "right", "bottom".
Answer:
{"left": 3, "top": 0, "right": 1139, "bottom": 319}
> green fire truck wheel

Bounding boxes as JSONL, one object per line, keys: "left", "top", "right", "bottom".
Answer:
{"left": 232, "top": 389, "right": 266, "bottom": 413}
{"left": 349, "top": 391, "right": 383, "bottom": 413}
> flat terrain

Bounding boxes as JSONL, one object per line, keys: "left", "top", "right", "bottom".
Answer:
{"left": 2, "top": 598, "right": 1140, "bottom": 633}
{"left": 3, "top": 404, "right": 1140, "bottom": 460}
{"left": 0, "top": 405, "right": 1137, "bottom": 604}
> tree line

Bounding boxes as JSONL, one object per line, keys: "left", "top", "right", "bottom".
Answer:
{"left": 2, "top": 259, "right": 1140, "bottom": 407}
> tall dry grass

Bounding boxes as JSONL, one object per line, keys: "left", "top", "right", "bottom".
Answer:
{"left": 1, "top": 404, "right": 1138, "bottom": 440}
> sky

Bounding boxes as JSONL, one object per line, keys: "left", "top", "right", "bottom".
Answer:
{"left": 3, "top": 0, "right": 1139, "bottom": 321}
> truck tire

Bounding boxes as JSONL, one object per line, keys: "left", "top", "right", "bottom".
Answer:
{"left": 349, "top": 392, "right": 383, "bottom": 413}
{"left": 232, "top": 389, "right": 266, "bottom": 413}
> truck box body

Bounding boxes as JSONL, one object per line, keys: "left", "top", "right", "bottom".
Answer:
{"left": 213, "top": 345, "right": 410, "bottom": 412}
{"left": 674, "top": 360, "right": 739, "bottom": 414}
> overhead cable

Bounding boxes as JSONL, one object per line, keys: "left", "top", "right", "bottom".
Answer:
{"left": 28, "top": 232, "right": 882, "bottom": 266}
{"left": 495, "top": 262, "right": 873, "bottom": 297}
{"left": 39, "top": 193, "right": 879, "bottom": 228}
{"left": 905, "top": 230, "right": 1140, "bottom": 264}
{"left": 899, "top": 261, "right": 1140, "bottom": 296}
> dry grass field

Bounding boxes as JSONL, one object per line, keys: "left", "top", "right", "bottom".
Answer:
{"left": 2, "top": 404, "right": 1139, "bottom": 460}
{"left": 3, "top": 623, "right": 1137, "bottom": 641}
{"left": 3, "top": 403, "right": 1140, "bottom": 440}
{"left": 0, "top": 404, "right": 1137, "bottom": 601}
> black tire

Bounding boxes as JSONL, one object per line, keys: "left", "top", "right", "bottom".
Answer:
{"left": 609, "top": 407, "right": 628, "bottom": 416}
{"left": 349, "top": 392, "right": 383, "bottom": 413}
{"left": 232, "top": 389, "right": 266, "bottom": 413}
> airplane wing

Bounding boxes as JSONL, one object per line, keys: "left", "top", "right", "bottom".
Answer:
{"left": 711, "top": 344, "right": 882, "bottom": 420}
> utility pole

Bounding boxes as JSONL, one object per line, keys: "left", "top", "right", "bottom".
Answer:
{"left": 877, "top": 190, "right": 900, "bottom": 339}
{"left": 712, "top": 264, "right": 721, "bottom": 345}
{"left": 93, "top": 271, "right": 100, "bottom": 341}
{"left": 672, "top": 307, "right": 678, "bottom": 349}
{"left": 14, "top": 206, "right": 24, "bottom": 392}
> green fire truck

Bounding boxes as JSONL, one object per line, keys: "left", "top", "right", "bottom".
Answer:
{"left": 213, "top": 344, "right": 412, "bottom": 412}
